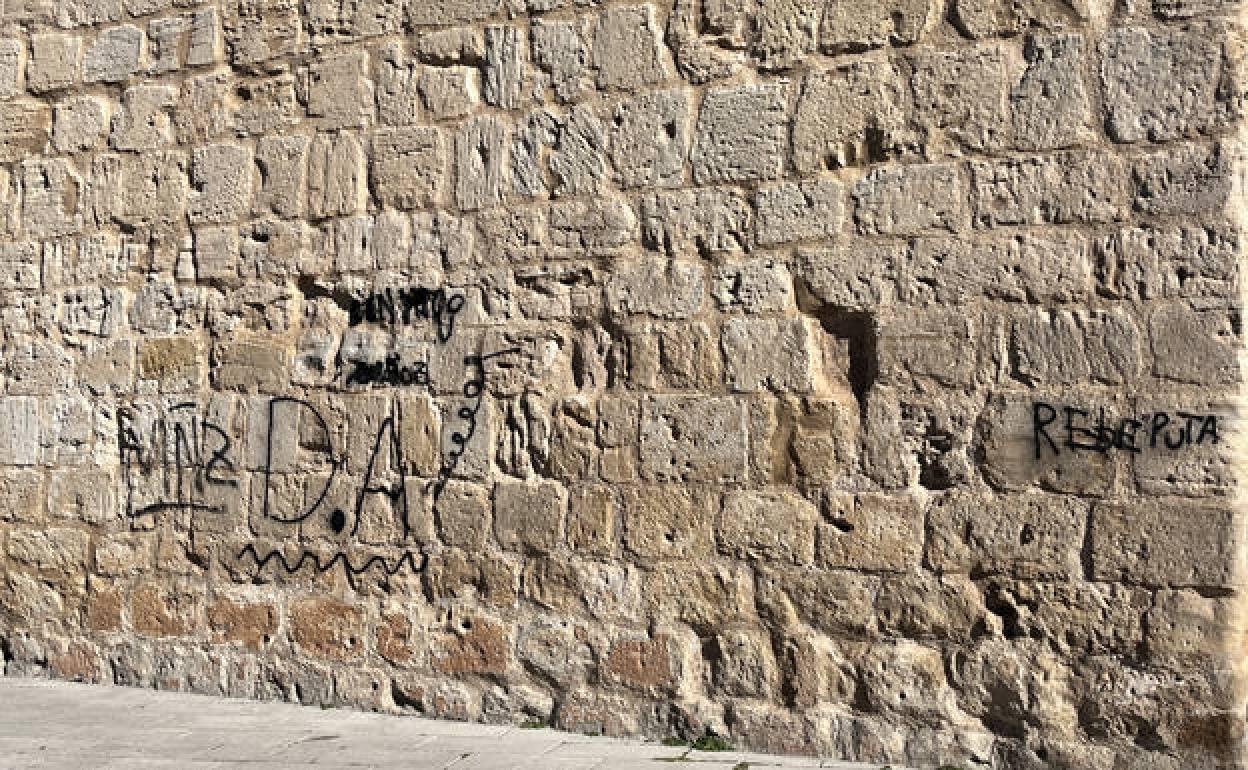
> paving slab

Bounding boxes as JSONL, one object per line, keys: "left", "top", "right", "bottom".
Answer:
{"left": 0, "top": 676, "right": 911, "bottom": 770}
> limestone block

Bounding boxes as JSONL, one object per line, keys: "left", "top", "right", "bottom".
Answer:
{"left": 83, "top": 25, "right": 143, "bottom": 84}
{"left": 189, "top": 143, "right": 253, "bottom": 225}
{"left": 370, "top": 126, "right": 447, "bottom": 209}
{"left": 1102, "top": 23, "right": 1238, "bottom": 144}
{"left": 255, "top": 135, "right": 309, "bottom": 218}
{"left": 950, "top": 0, "right": 1098, "bottom": 38}
{"left": 692, "top": 83, "right": 788, "bottom": 184}
{"left": 306, "top": 51, "right": 374, "bottom": 130}
{"left": 173, "top": 73, "right": 231, "bottom": 145}
{"left": 435, "top": 482, "right": 491, "bottom": 549}
{"left": 419, "top": 67, "right": 479, "bottom": 120}
{"left": 7, "top": 528, "right": 89, "bottom": 576}
{"left": 93, "top": 150, "right": 188, "bottom": 232}
{"left": 927, "top": 490, "right": 1087, "bottom": 580}
{"left": 493, "top": 481, "right": 567, "bottom": 553}
{"left": 483, "top": 25, "right": 524, "bottom": 109}
{"left": 290, "top": 598, "right": 365, "bottom": 660}
{"left": 1090, "top": 499, "right": 1240, "bottom": 588}
{"left": 970, "top": 150, "right": 1128, "bottom": 227}
{"left": 719, "top": 489, "right": 817, "bottom": 565}
{"left": 307, "top": 132, "right": 367, "bottom": 219}
{"left": 407, "top": 0, "right": 501, "bottom": 25}
{"left": 0, "top": 242, "right": 40, "bottom": 291}
{"left": 567, "top": 484, "right": 616, "bottom": 557}
{"left": 193, "top": 226, "right": 240, "bottom": 286}
{"left": 910, "top": 44, "right": 1015, "bottom": 153}
{"left": 1149, "top": 303, "right": 1239, "bottom": 385}
{"left": 454, "top": 115, "right": 507, "bottom": 211}
{"left": 754, "top": 178, "right": 844, "bottom": 245}
{"left": 532, "top": 19, "right": 586, "bottom": 104}
{"left": 758, "top": 566, "right": 877, "bottom": 636}
{"left": 640, "top": 188, "right": 750, "bottom": 255}
{"left": 621, "top": 484, "right": 716, "bottom": 560}
{"left": 0, "top": 397, "right": 40, "bottom": 465}
{"left": 605, "top": 257, "right": 704, "bottom": 319}
{"left": 233, "top": 77, "right": 299, "bottom": 137}
{"left": 1011, "top": 308, "right": 1143, "bottom": 385}
{"left": 823, "top": 0, "right": 932, "bottom": 52}
{"left": 818, "top": 493, "right": 925, "bottom": 572}
{"left": 793, "top": 60, "right": 910, "bottom": 172}
{"left": 52, "top": 96, "right": 108, "bottom": 154}
{"left": 0, "top": 39, "right": 21, "bottom": 100}
{"left": 48, "top": 469, "right": 115, "bottom": 525}
{"left": 20, "top": 158, "right": 83, "bottom": 238}
{"left": 907, "top": 233, "right": 1092, "bottom": 305}
{"left": 0, "top": 100, "right": 51, "bottom": 163}
{"left": 57, "top": 0, "right": 121, "bottom": 27}
{"left": 147, "top": 15, "right": 189, "bottom": 74}
{"left": 1132, "top": 141, "right": 1236, "bottom": 218}
{"left": 606, "top": 89, "right": 689, "bottom": 189}
{"left": 1012, "top": 33, "right": 1089, "bottom": 151}
{"left": 593, "top": 5, "right": 670, "bottom": 91}
{"left": 225, "top": 0, "right": 301, "bottom": 66}
{"left": 722, "top": 318, "right": 822, "bottom": 393}
{"left": 796, "top": 241, "right": 905, "bottom": 311}
{"left": 652, "top": 322, "right": 721, "bottom": 390}
{"left": 110, "top": 85, "right": 176, "bottom": 151}
{"left": 751, "top": 0, "right": 820, "bottom": 70}
{"left": 712, "top": 259, "right": 794, "bottom": 314}
{"left": 1095, "top": 224, "right": 1238, "bottom": 302}
{"left": 876, "top": 308, "right": 978, "bottom": 388}
{"left": 854, "top": 162, "right": 968, "bottom": 235}
{"left": 638, "top": 396, "right": 747, "bottom": 483}
{"left": 375, "top": 44, "right": 421, "bottom": 126}
{"left": 416, "top": 27, "right": 485, "bottom": 64}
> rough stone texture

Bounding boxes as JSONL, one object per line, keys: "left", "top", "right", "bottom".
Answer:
{"left": 0, "top": 4, "right": 1246, "bottom": 770}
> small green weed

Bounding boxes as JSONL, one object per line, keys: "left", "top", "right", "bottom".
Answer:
{"left": 661, "top": 736, "right": 689, "bottom": 747}
{"left": 691, "top": 730, "right": 733, "bottom": 752}
{"left": 519, "top": 718, "right": 547, "bottom": 729}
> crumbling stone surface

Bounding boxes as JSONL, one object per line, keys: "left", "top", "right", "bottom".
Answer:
{"left": 0, "top": 3, "right": 1246, "bottom": 770}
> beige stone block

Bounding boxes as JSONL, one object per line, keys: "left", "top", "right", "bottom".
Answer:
{"left": 621, "top": 484, "right": 716, "bottom": 561}
{"left": 1090, "top": 499, "right": 1241, "bottom": 588}
{"left": 818, "top": 493, "right": 924, "bottom": 572}
{"left": 493, "top": 480, "right": 566, "bottom": 553}
{"left": 719, "top": 489, "right": 817, "bottom": 565}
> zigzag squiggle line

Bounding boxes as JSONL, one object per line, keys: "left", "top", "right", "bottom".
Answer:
{"left": 236, "top": 544, "right": 428, "bottom": 579}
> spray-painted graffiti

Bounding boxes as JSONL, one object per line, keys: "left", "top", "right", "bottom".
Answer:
{"left": 1032, "top": 401, "right": 1221, "bottom": 459}
{"left": 118, "top": 401, "right": 238, "bottom": 517}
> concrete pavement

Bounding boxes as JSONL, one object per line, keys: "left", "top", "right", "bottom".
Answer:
{"left": 0, "top": 676, "right": 909, "bottom": 769}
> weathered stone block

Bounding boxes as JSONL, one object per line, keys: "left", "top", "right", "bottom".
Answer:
{"left": 719, "top": 489, "right": 817, "bottom": 565}
{"left": 621, "top": 484, "right": 716, "bottom": 561}
{"left": 927, "top": 490, "right": 1086, "bottom": 580}
{"left": 290, "top": 598, "right": 365, "bottom": 660}
{"left": 722, "top": 318, "right": 822, "bottom": 393}
{"left": 307, "top": 133, "right": 367, "bottom": 219}
{"left": 455, "top": 115, "right": 507, "bottom": 211}
{"left": 692, "top": 84, "right": 787, "bottom": 184}
{"left": 207, "top": 598, "right": 278, "bottom": 651}
{"left": 821, "top": 0, "right": 932, "bottom": 52}
{"left": 606, "top": 89, "right": 689, "bottom": 190}
{"left": 970, "top": 150, "right": 1128, "bottom": 226}
{"left": 793, "top": 60, "right": 910, "bottom": 172}
{"left": 82, "top": 25, "right": 142, "bottom": 83}
{"left": 29, "top": 34, "right": 80, "bottom": 94}
{"left": 190, "top": 144, "right": 253, "bottom": 225}
{"left": 640, "top": 188, "right": 750, "bottom": 256}
{"left": 110, "top": 85, "right": 176, "bottom": 151}
{"left": 419, "top": 67, "right": 479, "bottom": 120}
{"left": 593, "top": 5, "right": 670, "bottom": 91}
{"left": 255, "top": 135, "right": 308, "bottom": 218}
{"left": 910, "top": 44, "right": 1014, "bottom": 152}
{"left": 370, "top": 126, "right": 446, "bottom": 210}
{"left": 639, "top": 397, "right": 747, "bottom": 483}
{"left": 854, "top": 162, "right": 968, "bottom": 235}
{"left": 1012, "top": 33, "right": 1089, "bottom": 151}
{"left": 483, "top": 25, "right": 525, "bottom": 109}
{"left": 1149, "top": 303, "right": 1239, "bottom": 385}
{"left": 1102, "top": 23, "right": 1238, "bottom": 144}
{"left": 1090, "top": 499, "right": 1240, "bottom": 588}
{"left": 0, "top": 101, "right": 51, "bottom": 163}
{"left": 306, "top": 51, "right": 374, "bottom": 130}
{"left": 754, "top": 178, "right": 844, "bottom": 246}
{"left": 52, "top": 96, "right": 108, "bottom": 154}
{"left": 436, "top": 481, "right": 490, "bottom": 549}
{"left": 712, "top": 259, "right": 794, "bottom": 314}
{"left": 493, "top": 481, "right": 566, "bottom": 553}
{"left": 605, "top": 257, "right": 704, "bottom": 319}
{"left": 818, "top": 493, "right": 925, "bottom": 572}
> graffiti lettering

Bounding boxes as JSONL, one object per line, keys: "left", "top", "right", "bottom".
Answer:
{"left": 119, "top": 401, "right": 238, "bottom": 517}
{"left": 1032, "top": 401, "right": 1220, "bottom": 459}
{"left": 348, "top": 287, "right": 465, "bottom": 344}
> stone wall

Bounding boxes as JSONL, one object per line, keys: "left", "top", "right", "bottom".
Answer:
{"left": 0, "top": 0, "right": 1245, "bottom": 767}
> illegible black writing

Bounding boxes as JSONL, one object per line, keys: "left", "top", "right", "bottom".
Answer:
{"left": 1032, "top": 401, "right": 1220, "bottom": 459}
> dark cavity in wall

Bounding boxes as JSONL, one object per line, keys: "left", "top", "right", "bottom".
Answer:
{"left": 813, "top": 306, "right": 878, "bottom": 419}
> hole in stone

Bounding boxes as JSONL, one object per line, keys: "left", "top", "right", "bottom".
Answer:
{"left": 816, "top": 307, "right": 878, "bottom": 416}
{"left": 329, "top": 508, "right": 347, "bottom": 534}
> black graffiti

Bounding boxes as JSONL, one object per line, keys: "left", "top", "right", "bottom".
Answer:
{"left": 119, "top": 401, "right": 238, "bottom": 517}
{"left": 429, "top": 347, "right": 520, "bottom": 503}
{"left": 348, "top": 287, "right": 465, "bottom": 344}
{"left": 1032, "top": 401, "right": 1220, "bottom": 459}
{"left": 235, "top": 544, "right": 428, "bottom": 582}
{"left": 346, "top": 354, "right": 431, "bottom": 388}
